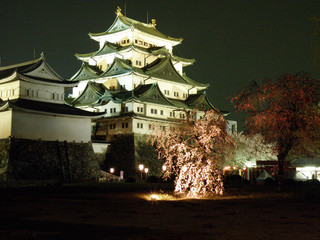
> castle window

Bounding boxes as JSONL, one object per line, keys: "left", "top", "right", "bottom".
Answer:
{"left": 127, "top": 39, "right": 130, "bottom": 43}
{"left": 122, "top": 122, "right": 129, "bottom": 128}
{"left": 137, "top": 107, "right": 144, "bottom": 113}
{"left": 231, "top": 124, "right": 236, "bottom": 133}
{"left": 110, "top": 124, "right": 116, "bottom": 129}
{"left": 137, "top": 123, "right": 143, "bottom": 129}
{"left": 160, "top": 110, "right": 164, "bottom": 115}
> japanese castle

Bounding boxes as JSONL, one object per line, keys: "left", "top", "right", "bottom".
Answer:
{"left": 67, "top": 7, "right": 236, "bottom": 176}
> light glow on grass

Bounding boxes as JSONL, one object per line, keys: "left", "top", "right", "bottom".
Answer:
{"left": 139, "top": 193, "right": 187, "bottom": 201}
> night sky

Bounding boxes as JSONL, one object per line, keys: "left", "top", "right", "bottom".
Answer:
{"left": 1, "top": 0, "right": 320, "bottom": 129}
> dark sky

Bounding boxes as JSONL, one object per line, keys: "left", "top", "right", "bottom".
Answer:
{"left": 1, "top": 0, "right": 320, "bottom": 129}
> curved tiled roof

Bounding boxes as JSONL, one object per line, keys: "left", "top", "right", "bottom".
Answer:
{"left": 70, "top": 63, "right": 102, "bottom": 81}
{"left": 99, "top": 57, "right": 133, "bottom": 78}
{"left": 145, "top": 57, "right": 208, "bottom": 88}
{"left": 71, "top": 81, "right": 106, "bottom": 107}
{"left": 0, "top": 57, "right": 78, "bottom": 87}
{"left": 0, "top": 98, "right": 103, "bottom": 118}
{"left": 90, "top": 15, "right": 182, "bottom": 43}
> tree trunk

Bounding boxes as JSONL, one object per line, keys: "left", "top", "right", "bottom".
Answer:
{"left": 277, "top": 140, "right": 292, "bottom": 185}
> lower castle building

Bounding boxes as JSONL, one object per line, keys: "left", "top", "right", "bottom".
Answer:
{"left": 0, "top": 55, "right": 103, "bottom": 181}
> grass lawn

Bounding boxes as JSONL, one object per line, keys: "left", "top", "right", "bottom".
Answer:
{"left": 0, "top": 181, "right": 319, "bottom": 240}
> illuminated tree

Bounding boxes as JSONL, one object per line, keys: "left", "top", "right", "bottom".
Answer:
{"left": 232, "top": 72, "right": 320, "bottom": 178}
{"left": 150, "top": 110, "right": 234, "bottom": 198}
{"left": 226, "top": 132, "right": 277, "bottom": 168}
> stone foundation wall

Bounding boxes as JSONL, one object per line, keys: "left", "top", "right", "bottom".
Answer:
{"left": 0, "top": 138, "right": 99, "bottom": 181}
{"left": 102, "top": 134, "right": 162, "bottom": 178}
{"left": 0, "top": 139, "right": 10, "bottom": 179}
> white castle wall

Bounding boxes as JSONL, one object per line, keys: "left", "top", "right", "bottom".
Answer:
{"left": 11, "top": 111, "right": 91, "bottom": 142}
{"left": 0, "top": 111, "right": 12, "bottom": 138}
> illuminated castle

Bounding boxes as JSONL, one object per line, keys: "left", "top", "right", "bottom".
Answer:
{"left": 68, "top": 7, "right": 236, "bottom": 176}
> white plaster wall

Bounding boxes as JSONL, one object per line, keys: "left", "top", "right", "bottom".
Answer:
{"left": 132, "top": 75, "right": 146, "bottom": 88}
{"left": 104, "top": 101, "right": 121, "bottom": 116}
{"left": 133, "top": 102, "right": 145, "bottom": 114}
{"left": 173, "top": 62, "right": 183, "bottom": 75}
{"left": 146, "top": 103, "right": 171, "bottom": 119}
{"left": 11, "top": 111, "right": 91, "bottom": 142}
{"left": 145, "top": 79, "right": 189, "bottom": 100}
{"left": 0, "top": 81, "right": 20, "bottom": 100}
{"left": 132, "top": 118, "right": 150, "bottom": 134}
{"left": 0, "top": 110, "right": 12, "bottom": 138}
{"left": 72, "top": 80, "right": 89, "bottom": 98}
{"left": 227, "top": 120, "right": 238, "bottom": 134}
{"left": 97, "top": 29, "right": 132, "bottom": 46}
{"left": 117, "top": 75, "right": 133, "bottom": 90}
{"left": 20, "top": 81, "right": 65, "bottom": 103}
{"left": 92, "top": 142, "right": 110, "bottom": 154}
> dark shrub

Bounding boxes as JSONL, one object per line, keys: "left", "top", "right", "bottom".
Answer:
{"left": 302, "top": 187, "right": 320, "bottom": 201}
{"left": 305, "top": 179, "right": 320, "bottom": 186}
{"left": 264, "top": 177, "right": 275, "bottom": 185}
{"left": 224, "top": 174, "right": 242, "bottom": 185}
{"left": 242, "top": 179, "right": 250, "bottom": 185}
{"left": 283, "top": 178, "right": 295, "bottom": 186}
{"left": 125, "top": 176, "right": 136, "bottom": 183}
{"left": 146, "top": 176, "right": 159, "bottom": 183}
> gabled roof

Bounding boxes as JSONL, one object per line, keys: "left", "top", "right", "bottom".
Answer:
{"left": 89, "top": 15, "right": 182, "bottom": 44}
{"left": 172, "top": 55, "right": 195, "bottom": 66}
{"left": 75, "top": 42, "right": 122, "bottom": 59}
{"left": 70, "top": 62, "right": 102, "bottom": 81}
{"left": 72, "top": 82, "right": 175, "bottom": 107}
{"left": 72, "top": 81, "right": 106, "bottom": 107}
{"left": 95, "top": 41, "right": 123, "bottom": 56}
{"left": 99, "top": 57, "right": 133, "bottom": 77}
{"left": 149, "top": 47, "right": 195, "bottom": 65}
{"left": 0, "top": 98, "right": 103, "bottom": 118}
{"left": 0, "top": 54, "right": 77, "bottom": 86}
{"left": 133, "top": 83, "right": 174, "bottom": 106}
{"left": 185, "top": 91, "right": 219, "bottom": 112}
{"left": 144, "top": 57, "right": 208, "bottom": 88}
{"left": 182, "top": 73, "right": 209, "bottom": 89}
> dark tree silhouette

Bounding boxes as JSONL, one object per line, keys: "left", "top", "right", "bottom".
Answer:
{"left": 232, "top": 73, "right": 320, "bottom": 179}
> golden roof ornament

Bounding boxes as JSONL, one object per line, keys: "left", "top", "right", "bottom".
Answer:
{"left": 151, "top": 19, "right": 156, "bottom": 27}
{"left": 116, "top": 6, "right": 123, "bottom": 16}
